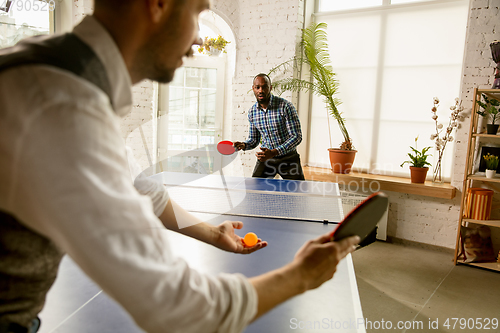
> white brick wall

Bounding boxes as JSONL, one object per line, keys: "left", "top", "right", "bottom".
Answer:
{"left": 451, "top": 0, "right": 500, "bottom": 251}
{"left": 213, "top": 0, "right": 304, "bottom": 176}
{"left": 71, "top": 0, "right": 304, "bottom": 175}
{"left": 385, "top": 193, "right": 461, "bottom": 248}
{"left": 72, "top": 0, "right": 92, "bottom": 25}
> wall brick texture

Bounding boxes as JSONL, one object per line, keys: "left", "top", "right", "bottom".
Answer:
{"left": 452, "top": 0, "right": 500, "bottom": 251}
{"left": 213, "top": 0, "right": 304, "bottom": 176}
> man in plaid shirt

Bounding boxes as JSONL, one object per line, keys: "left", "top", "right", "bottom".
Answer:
{"left": 234, "top": 74, "right": 305, "bottom": 180}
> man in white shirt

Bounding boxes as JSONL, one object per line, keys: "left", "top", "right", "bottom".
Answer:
{"left": 0, "top": 0, "right": 360, "bottom": 333}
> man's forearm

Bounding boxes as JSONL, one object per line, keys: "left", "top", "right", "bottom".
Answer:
{"left": 277, "top": 133, "right": 302, "bottom": 155}
{"left": 249, "top": 262, "right": 306, "bottom": 320}
{"left": 244, "top": 138, "right": 259, "bottom": 151}
{"left": 245, "top": 123, "right": 261, "bottom": 151}
{"left": 158, "top": 199, "right": 217, "bottom": 244}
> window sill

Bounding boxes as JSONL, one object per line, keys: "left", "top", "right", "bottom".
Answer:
{"left": 303, "top": 166, "right": 456, "bottom": 199}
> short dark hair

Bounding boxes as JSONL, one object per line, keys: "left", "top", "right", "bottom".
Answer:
{"left": 253, "top": 73, "right": 271, "bottom": 85}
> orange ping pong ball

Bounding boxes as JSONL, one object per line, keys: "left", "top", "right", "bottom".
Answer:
{"left": 243, "top": 232, "right": 258, "bottom": 247}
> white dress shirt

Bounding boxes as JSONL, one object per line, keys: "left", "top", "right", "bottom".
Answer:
{"left": 0, "top": 16, "right": 257, "bottom": 333}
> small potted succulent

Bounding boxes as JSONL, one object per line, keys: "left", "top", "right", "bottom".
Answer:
{"left": 476, "top": 94, "right": 500, "bottom": 134}
{"left": 484, "top": 153, "right": 499, "bottom": 178}
{"left": 197, "top": 35, "right": 230, "bottom": 56}
{"left": 400, "top": 137, "right": 432, "bottom": 184}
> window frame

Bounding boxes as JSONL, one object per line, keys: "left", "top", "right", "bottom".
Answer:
{"left": 156, "top": 56, "right": 226, "bottom": 174}
{"left": 307, "top": 0, "right": 468, "bottom": 181}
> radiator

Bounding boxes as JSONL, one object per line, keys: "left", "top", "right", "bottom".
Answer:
{"left": 340, "top": 191, "right": 388, "bottom": 241}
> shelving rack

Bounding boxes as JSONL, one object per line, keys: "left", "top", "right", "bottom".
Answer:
{"left": 454, "top": 88, "right": 500, "bottom": 272}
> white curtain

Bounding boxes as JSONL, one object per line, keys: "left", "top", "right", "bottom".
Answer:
{"left": 310, "top": 0, "right": 468, "bottom": 179}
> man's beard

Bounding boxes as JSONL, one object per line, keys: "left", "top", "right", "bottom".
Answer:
{"left": 140, "top": 45, "right": 195, "bottom": 84}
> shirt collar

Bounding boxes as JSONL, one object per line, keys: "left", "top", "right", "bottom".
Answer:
{"left": 73, "top": 16, "right": 133, "bottom": 117}
{"left": 255, "top": 94, "right": 274, "bottom": 111}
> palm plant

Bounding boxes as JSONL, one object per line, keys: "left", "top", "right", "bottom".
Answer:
{"left": 268, "top": 22, "right": 352, "bottom": 150}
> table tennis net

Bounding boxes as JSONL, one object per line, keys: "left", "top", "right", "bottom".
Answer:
{"left": 165, "top": 184, "right": 346, "bottom": 223}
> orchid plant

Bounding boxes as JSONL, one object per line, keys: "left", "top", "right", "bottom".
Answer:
{"left": 430, "top": 97, "right": 464, "bottom": 183}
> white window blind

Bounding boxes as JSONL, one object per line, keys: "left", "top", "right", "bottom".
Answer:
{"left": 319, "top": 0, "right": 383, "bottom": 12}
{"left": 310, "top": 0, "right": 468, "bottom": 179}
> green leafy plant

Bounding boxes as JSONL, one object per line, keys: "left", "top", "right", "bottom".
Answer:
{"left": 267, "top": 22, "right": 352, "bottom": 150}
{"left": 476, "top": 94, "right": 500, "bottom": 124}
{"left": 484, "top": 153, "right": 499, "bottom": 170}
{"left": 400, "top": 137, "right": 432, "bottom": 168}
{"left": 198, "top": 35, "right": 230, "bottom": 54}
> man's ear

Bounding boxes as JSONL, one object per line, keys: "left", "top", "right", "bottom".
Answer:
{"left": 147, "top": 0, "right": 171, "bottom": 23}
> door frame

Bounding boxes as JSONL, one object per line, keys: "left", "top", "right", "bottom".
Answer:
{"left": 156, "top": 55, "right": 226, "bottom": 174}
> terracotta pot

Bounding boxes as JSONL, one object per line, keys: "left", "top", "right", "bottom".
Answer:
{"left": 410, "top": 166, "right": 429, "bottom": 184}
{"left": 328, "top": 149, "right": 357, "bottom": 174}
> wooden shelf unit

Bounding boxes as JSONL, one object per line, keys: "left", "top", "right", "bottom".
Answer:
{"left": 454, "top": 88, "right": 500, "bottom": 272}
{"left": 457, "top": 261, "right": 500, "bottom": 271}
{"left": 467, "top": 174, "right": 500, "bottom": 183}
{"left": 462, "top": 218, "right": 500, "bottom": 228}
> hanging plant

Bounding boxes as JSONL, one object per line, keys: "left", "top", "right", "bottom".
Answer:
{"left": 198, "top": 35, "right": 230, "bottom": 55}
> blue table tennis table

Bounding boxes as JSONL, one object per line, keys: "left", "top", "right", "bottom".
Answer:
{"left": 38, "top": 173, "right": 366, "bottom": 333}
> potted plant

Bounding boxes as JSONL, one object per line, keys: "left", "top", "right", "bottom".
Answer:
{"left": 197, "top": 35, "right": 230, "bottom": 56}
{"left": 484, "top": 153, "right": 499, "bottom": 178}
{"left": 267, "top": 22, "right": 355, "bottom": 174}
{"left": 476, "top": 94, "right": 500, "bottom": 134}
{"left": 400, "top": 137, "right": 432, "bottom": 184}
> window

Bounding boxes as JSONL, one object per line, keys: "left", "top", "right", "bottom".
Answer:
{"left": 157, "top": 59, "right": 225, "bottom": 174}
{"left": 156, "top": 11, "right": 235, "bottom": 175}
{"left": 319, "top": 0, "right": 443, "bottom": 12}
{"left": 319, "top": 0, "right": 383, "bottom": 12}
{"left": 310, "top": 0, "right": 468, "bottom": 179}
{"left": 0, "top": 0, "right": 53, "bottom": 48}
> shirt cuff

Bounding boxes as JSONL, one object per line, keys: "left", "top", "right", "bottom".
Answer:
{"left": 275, "top": 146, "right": 286, "bottom": 156}
{"left": 216, "top": 273, "right": 258, "bottom": 333}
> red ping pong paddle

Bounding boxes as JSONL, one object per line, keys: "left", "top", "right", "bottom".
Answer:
{"left": 217, "top": 140, "right": 236, "bottom": 155}
{"left": 331, "top": 192, "right": 388, "bottom": 243}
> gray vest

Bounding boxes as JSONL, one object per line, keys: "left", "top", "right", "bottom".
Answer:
{"left": 0, "top": 33, "right": 112, "bottom": 329}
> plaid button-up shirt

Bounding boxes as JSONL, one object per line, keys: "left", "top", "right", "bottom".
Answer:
{"left": 243, "top": 94, "right": 302, "bottom": 157}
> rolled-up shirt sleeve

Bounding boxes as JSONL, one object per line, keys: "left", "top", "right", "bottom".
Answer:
{"left": 125, "top": 146, "right": 169, "bottom": 217}
{"left": 6, "top": 98, "right": 257, "bottom": 333}
{"left": 274, "top": 102, "right": 302, "bottom": 156}
{"left": 243, "top": 110, "right": 261, "bottom": 151}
